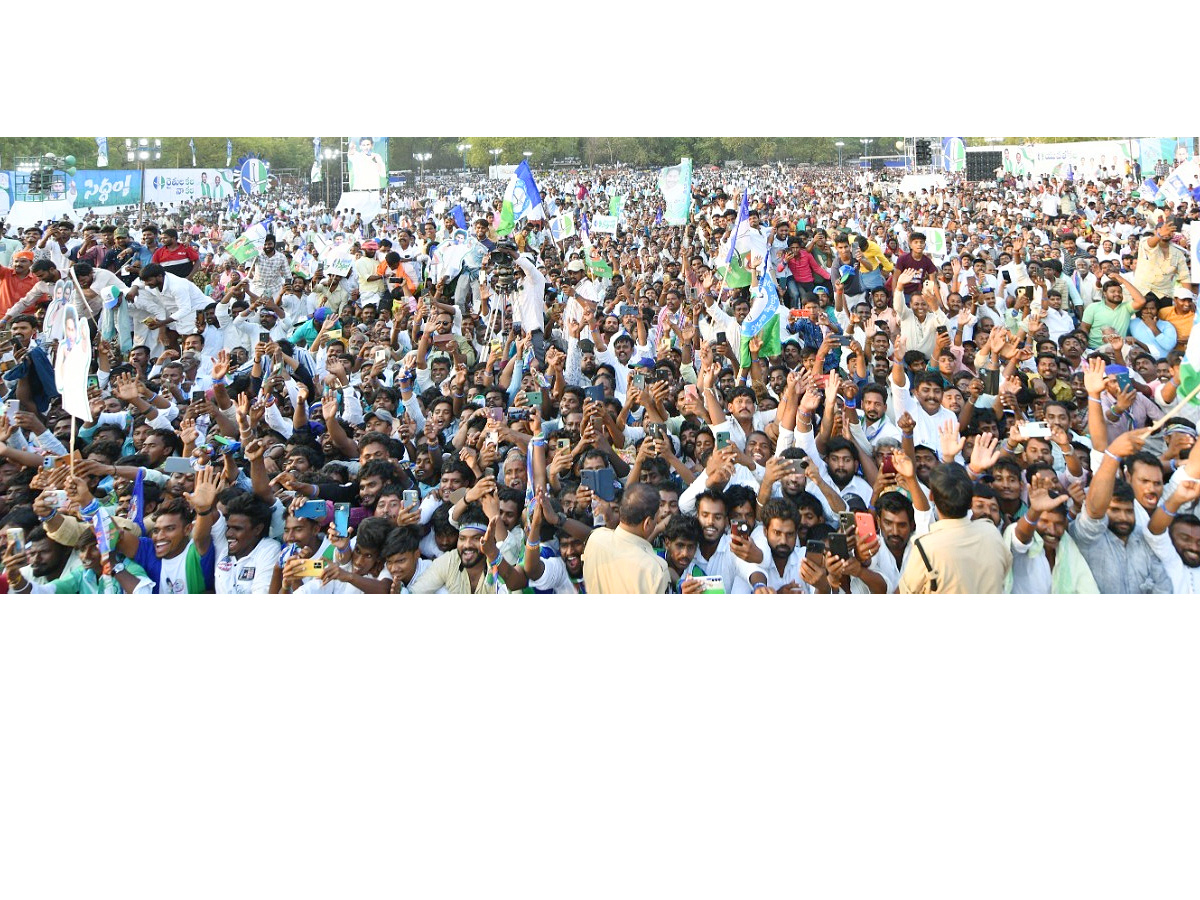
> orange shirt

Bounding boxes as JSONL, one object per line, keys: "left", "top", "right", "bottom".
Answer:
{"left": 1159, "top": 305, "right": 1193, "bottom": 350}
{"left": 0, "top": 265, "right": 37, "bottom": 316}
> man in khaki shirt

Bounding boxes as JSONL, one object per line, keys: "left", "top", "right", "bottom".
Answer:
{"left": 582, "top": 483, "right": 669, "bottom": 595}
{"left": 899, "top": 464, "right": 1013, "bottom": 594}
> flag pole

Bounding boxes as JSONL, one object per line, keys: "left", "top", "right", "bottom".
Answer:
{"left": 1148, "top": 380, "right": 1200, "bottom": 433}
{"left": 69, "top": 416, "right": 77, "bottom": 480}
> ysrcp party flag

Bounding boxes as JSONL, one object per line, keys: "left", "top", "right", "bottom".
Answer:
{"left": 226, "top": 139, "right": 233, "bottom": 167}
{"left": 550, "top": 214, "right": 575, "bottom": 242}
{"left": 497, "top": 161, "right": 543, "bottom": 236}
{"left": 658, "top": 157, "right": 692, "bottom": 226}
{"left": 922, "top": 227, "right": 948, "bottom": 258}
{"left": 226, "top": 220, "right": 271, "bottom": 265}
{"left": 95, "top": 137, "right": 108, "bottom": 168}
{"left": 739, "top": 256, "right": 781, "bottom": 367}
{"left": 1158, "top": 159, "right": 1200, "bottom": 204}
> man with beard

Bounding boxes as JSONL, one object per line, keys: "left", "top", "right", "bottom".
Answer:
{"left": 521, "top": 492, "right": 587, "bottom": 594}
{"left": 691, "top": 489, "right": 747, "bottom": 593}
{"left": 18, "top": 524, "right": 77, "bottom": 586}
{"left": 126, "top": 262, "right": 208, "bottom": 352}
{"left": 1069, "top": 427, "right": 1171, "bottom": 594}
{"left": 857, "top": 384, "right": 902, "bottom": 448}
{"left": 1145, "top": 479, "right": 1200, "bottom": 594}
{"left": 875, "top": 491, "right": 918, "bottom": 574}
{"left": 408, "top": 505, "right": 500, "bottom": 594}
{"left": 1123, "top": 451, "right": 1165, "bottom": 517}
{"left": 559, "top": 258, "right": 600, "bottom": 331}
{"left": 744, "top": 497, "right": 814, "bottom": 594}
{"left": 1004, "top": 485, "right": 1098, "bottom": 594}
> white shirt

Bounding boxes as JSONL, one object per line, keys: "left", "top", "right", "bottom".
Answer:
{"left": 1144, "top": 526, "right": 1200, "bottom": 595}
{"left": 212, "top": 515, "right": 283, "bottom": 595}
{"left": 529, "top": 555, "right": 580, "bottom": 594}
{"left": 693, "top": 533, "right": 751, "bottom": 594}
{"left": 511, "top": 254, "right": 547, "bottom": 333}
{"left": 889, "top": 376, "right": 960, "bottom": 451}
{"left": 131, "top": 272, "right": 207, "bottom": 336}
{"left": 1003, "top": 524, "right": 1053, "bottom": 595}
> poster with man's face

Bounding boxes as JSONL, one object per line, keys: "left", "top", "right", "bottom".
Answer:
{"left": 346, "top": 137, "right": 389, "bottom": 191}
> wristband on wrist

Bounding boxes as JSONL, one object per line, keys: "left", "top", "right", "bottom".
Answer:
{"left": 489, "top": 553, "right": 502, "bottom": 568}
{"left": 1103, "top": 450, "right": 1121, "bottom": 463}
{"left": 1158, "top": 503, "right": 1178, "bottom": 518}
{"left": 1022, "top": 512, "right": 1039, "bottom": 527}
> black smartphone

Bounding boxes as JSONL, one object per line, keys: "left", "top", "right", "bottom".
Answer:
{"left": 838, "top": 335, "right": 854, "bottom": 346}
{"left": 584, "top": 385, "right": 606, "bottom": 403}
{"left": 936, "top": 325, "right": 948, "bottom": 335}
{"left": 838, "top": 512, "right": 857, "bottom": 533}
{"left": 191, "top": 390, "right": 206, "bottom": 404}
{"left": 1002, "top": 270, "right": 1013, "bottom": 283}
{"left": 716, "top": 331, "right": 727, "bottom": 345}
{"left": 805, "top": 540, "right": 825, "bottom": 561}
{"left": 874, "top": 320, "right": 887, "bottom": 330}
{"left": 827, "top": 533, "right": 849, "bottom": 560}
{"left": 259, "top": 331, "right": 270, "bottom": 343}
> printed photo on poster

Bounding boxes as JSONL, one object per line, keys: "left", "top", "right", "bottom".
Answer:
{"left": 346, "top": 137, "right": 388, "bottom": 190}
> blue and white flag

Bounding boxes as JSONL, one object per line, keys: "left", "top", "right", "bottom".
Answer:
{"left": 545, "top": 197, "right": 558, "bottom": 217}
{"left": 127, "top": 468, "right": 146, "bottom": 532}
{"left": 313, "top": 137, "right": 321, "bottom": 162}
{"left": 1140, "top": 179, "right": 1160, "bottom": 200}
{"left": 189, "top": 139, "right": 196, "bottom": 167}
{"left": 95, "top": 137, "right": 108, "bottom": 168}
{"left": 451, "top": 204, "right": 467, "bottom": 229}
{"left": 497, "top": 160, "right": 544, "bottom": 235}
{"left": 226, "top": 139, "right": 233, "bottom": 167}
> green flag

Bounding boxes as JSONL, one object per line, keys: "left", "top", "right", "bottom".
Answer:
{"left": 717, "top": 252, "right": 752, "bottom": 289}
{"left": 738, "top": 315, "right": 781, "bottom": 368}
{"left": 609, "top": 195, "right": 624, "bottom": 219}
{"left": 587, "top": 253, "right": 613, "bottom": 278}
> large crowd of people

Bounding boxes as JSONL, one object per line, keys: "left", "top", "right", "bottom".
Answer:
{"left": 0, "top": 150, "right": 1197, "bottom": 594}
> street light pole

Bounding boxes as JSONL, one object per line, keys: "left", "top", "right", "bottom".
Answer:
{"left": 457, "top": 143, "right": 472, "bottom": 172}
{"left": 323, "top": 148, "right": 340, "bottom": 207}
{"left": 835, "top": 141, "right": 845, "bottom": 167}
{"left": 491, "top": 147, "right": 503, "bottom": 168}
{"left": 859, "top": 138, "right": 872, "bottom": 168}
{"left": 126, "top": 137, "right": 161, "bottom": 228}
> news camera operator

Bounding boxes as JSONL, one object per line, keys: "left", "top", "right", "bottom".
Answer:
{"left": 489, "top": 238, "right": 547, "bottom": 367}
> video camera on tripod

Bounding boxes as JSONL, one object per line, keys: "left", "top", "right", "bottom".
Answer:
{"left": 487, "top": 239, "right": 521, "bottom": 295}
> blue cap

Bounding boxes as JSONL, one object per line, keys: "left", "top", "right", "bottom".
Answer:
{"left": 838, "top": 264, "right": 856, "bottom": 283}
{"left": 1104, "top": 364, "right": 1129, "bottom": 376}
{"left": 814, "top": 285, "right": 830, "bottom": 294}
